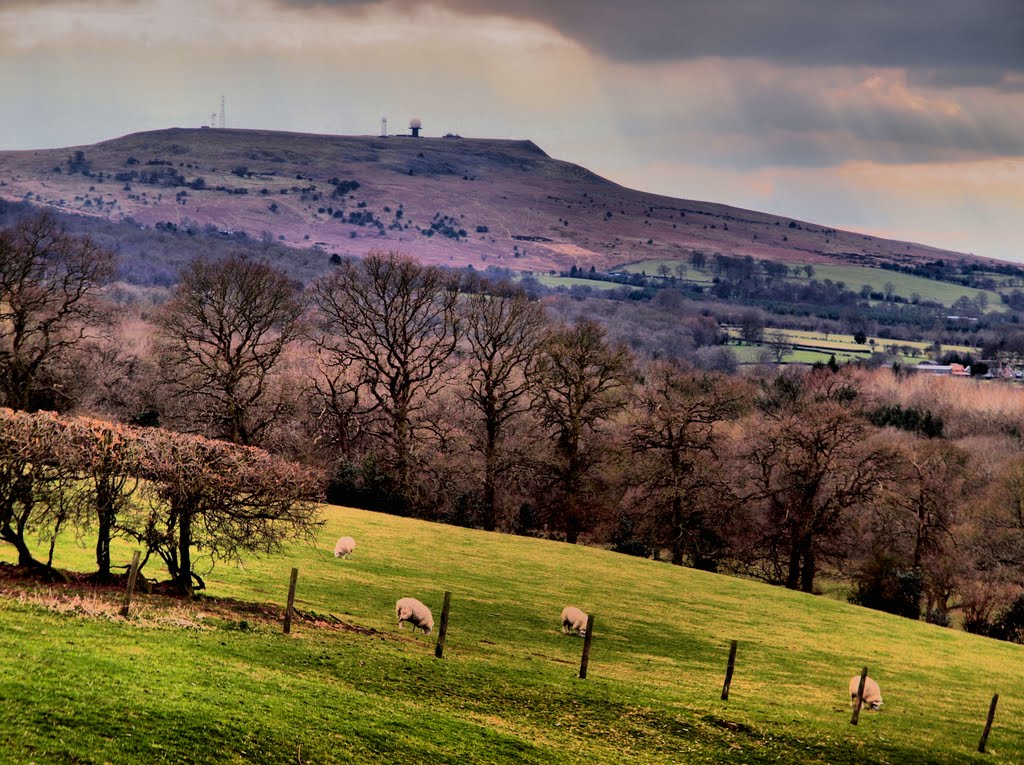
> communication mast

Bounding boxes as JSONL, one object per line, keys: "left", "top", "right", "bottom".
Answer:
{"left": 380, "top": 117, "right": 387, "bottom": 137}
{"left": 219, "top": 95, "right": 226, "bottom": 129}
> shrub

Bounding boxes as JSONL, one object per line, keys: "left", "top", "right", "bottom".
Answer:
{"left": 848, "top": 556, "right": 922, "bottom": 619}
{"left": 869, "top": 404, "right": 944, "bottom": 438}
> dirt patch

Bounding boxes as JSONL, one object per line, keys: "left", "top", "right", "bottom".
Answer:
{"left": 0, "top": 563, "right": 378, "bottom": 635}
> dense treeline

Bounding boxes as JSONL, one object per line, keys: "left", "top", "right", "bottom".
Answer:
{"left": 8, "top": 213, "right": 1024, "bottom": 639}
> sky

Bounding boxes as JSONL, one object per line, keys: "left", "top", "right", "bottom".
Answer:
{"left": 1, "top": 0, "right": 1023, "bottom": 261}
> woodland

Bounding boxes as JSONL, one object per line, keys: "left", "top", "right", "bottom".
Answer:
{"left": 6, "top": 210, "right": 1024, "bottom": 643}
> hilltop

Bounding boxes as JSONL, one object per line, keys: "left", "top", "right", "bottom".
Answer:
{"left": 0, "top": 127, "right": 990, "bottom": 277}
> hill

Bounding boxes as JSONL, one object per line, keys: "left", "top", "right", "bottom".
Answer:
{"left": 1, "top": 503, "right": 1022, "bottom": 764}
{"left": 0, "top": 127, "right": 995, "bottom": 277}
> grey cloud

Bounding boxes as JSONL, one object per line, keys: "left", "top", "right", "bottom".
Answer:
{"left": 277, "top": 0, "right": 1024, "bottom": 79}
{"left": 616, "top": 74, "right": 1024, "bottom": 170}
{"left": 908, "top": 67, "right": 1024, "bottom": 94}
{"left": 736, "top": 84, "right": 1024, "bottom": 158}
{"left": 0, "top": 0, "right": 140, "bottom": 5}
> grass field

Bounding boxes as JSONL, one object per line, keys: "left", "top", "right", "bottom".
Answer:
{"left": 729, "top": 344, "right": 871, "bottom": 365}
{"left": 2, "top": 504, "right": 1023, "bottom": 763}
{"left": 620, "top": 260, "right": 1006, "bottom": 312}
{"left": 532, "top": 274, "right": 641, "bottom": 292}
{"left": 726, "top": 327, "right": 979, "bottom": 366}
{"left": 791, "top": 264, "right": 1006, "bottom": 313}
{"left": 615, "top": 262, "right": 715, "bottom": 285}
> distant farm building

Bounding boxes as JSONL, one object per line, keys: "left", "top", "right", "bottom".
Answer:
{"left": 911, "top": 361, "right": 970, "bottom": 377}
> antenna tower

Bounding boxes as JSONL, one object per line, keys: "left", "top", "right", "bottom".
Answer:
{"left": 380, "top": 117, "right": 387, "bottom": 137}
{"left": 219, "top": 95, "right": 226, "bottom": 129}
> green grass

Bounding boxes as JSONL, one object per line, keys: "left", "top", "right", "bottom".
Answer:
{"left": 2, "top": 504, "right": 1023, "bottom": 763}
{"left": 766, "top": 328, "right": 977, "bottom": 356}
{"left": 792, "top": 264, "right": 1005, "bottom": 313}
{"left": 531, "top": 274, "right": 641, "bottom": 292}
{"left": 729, "top": 344, "right": 871, "bottom": 365}
{"left": 617, "top": 261, "right": 715, "bottom": 285}
{"left": 726, "top": 327, "right": 979, "bottom": 366}
{"left": 620, "top": 260, "right": 1006, "bottom": 312}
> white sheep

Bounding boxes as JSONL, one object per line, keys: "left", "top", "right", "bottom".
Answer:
{"left": 849, "top": 675, "right": 883, "bottom": 711}
{"left": 561, "top": 606, "right": 589, "bottom": 637}
{"left": 333, "top": 536, "right": 356, "bottom": 559}
{"left": 396, "top": 597, "right": 434, "bottom": 634}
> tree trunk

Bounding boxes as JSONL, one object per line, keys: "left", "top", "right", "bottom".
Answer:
{"left": 563, "top": 444, "right": 583, "bottom": 544}
{"left": 482, "top": 418, "right": 498, "bottom": 532}
{"left": 177, "top": 507, "right": 194, "bottom": 598}
{"left": 95, "top": 477, "right": 113, "bottom": 581}
{"left": 786, "top": 529, "right": 802, "bottom": 590}
{"left": 393, "top": 398, "right": 412, "bottom": 506}
{"left": 1, "top": 521, "right": 39, "bottom": 568}
{"left": 565, "top": 516, "right": 580, "bottom": 545}
{"left": 800, "top": 537, "right": 816, "bottom": 593}
{"left": 913, "top": 501, "right": 927, "bottom": 570}
{"left": 95, "top": 512, "right": 112, "bottom": 581}
{"left": 670, "top": 493, "right": 684, "bottom": 565}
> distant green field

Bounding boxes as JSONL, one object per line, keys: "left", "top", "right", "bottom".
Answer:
{"left": 2, "top": 504, "right": 1024, "bottom": 763}
{"left": 730, "top": 344, "right": 870, "bottom": 365}
{"left": 620, "top": 259, "right": 1006, "bottom": 312}
{"left": 616, "top": 261, "right": 715, "bottom": 285}
{"left": 727, "top": 327, "right": 978, "bottom": 365}
{"left": 533, "top": 274, "right": 641, "bottom": 291}
{"left": 792, "top": 264, "right": 1006, "bottom": 313}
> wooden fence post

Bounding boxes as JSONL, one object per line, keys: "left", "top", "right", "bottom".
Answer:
{"left": 850, "top": 666, "right": 869, "bottom": 725}
{"left": 578, "top": 614, "right": 595, "bottom": 679}
{"left": 721, "top": 640, "right": 738, "bottom": 701}
{"left": 978, "top": 693, "right": 999, "bottom": 753}
{"left": 434, "top": 591, "right": 452, "bottom": 659}
{"left": 283, "top": 567, "right": 299, "bottom": 634}
{"left": 119, "top": 550, "right": 141, "bottom": 618}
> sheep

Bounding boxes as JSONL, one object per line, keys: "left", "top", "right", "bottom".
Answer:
{"left": 849, "top": 675, "right": 883, "bottom": 711}
{"left": 561, "top": 606, "right": 589, "bottom": 637}
{"left": 333, "top": 535, "right": 356, "bottom": 559}
{"left": 395, "top": 597, "right": 434, "bottom": 634}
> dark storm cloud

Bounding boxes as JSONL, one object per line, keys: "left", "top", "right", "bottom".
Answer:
{"left": 278, "top": 0, "right": 1024, "bottom": 79}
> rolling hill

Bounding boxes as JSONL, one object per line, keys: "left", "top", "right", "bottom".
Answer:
{"left": 0, "top": 127, "right": 996, "bottom": 277}
{"left": 1, "top": 502, "right": 1021, "bottom": 763}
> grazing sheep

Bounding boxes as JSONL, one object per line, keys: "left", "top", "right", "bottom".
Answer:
{"left": 849, "top": 675, "right": 883, "bottom": 711}
{"left": 396, "top": 597, "right": 434, "bottom": 634}
{"left": 333, "top": 535, "right": 356, "bottom": 559}
{"left": 561, "top": 606, "right": 589, "bottom": 637}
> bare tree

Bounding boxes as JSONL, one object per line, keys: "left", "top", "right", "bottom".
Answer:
{"left": 530, "top": 319, "right": 634, "bottom": 543}
{"left": 742, "top": 370, "right": 897, "bottom": 592}
{"left": 311, "top": 251, "right": 460, "bottom": 506}
{"left": 765, "top": 329, "right": 791, "bottom": 364}
{"left": 857, "top": 436, "right": 973, "bottom": 620}
{"left": 738, "top": 309, "right": 764, "bottom": 345}
{"left": 0, "top": 408, "right": 80, "bottom": 578}
{"left": 153, "top": 254, "right": 305, "bottom": 446}
{"left": 0, "top": 407, "right": 320, "bottom": 595}
{"left": 461, "top": 284, "right": 547, "bottom": 531}
{"left": 134, "top": 428, "right": 322, "bottom": 597}
{"left": 627, "top": 363, "right": 747, "bottom": 569}
{"left": 0, "top": 213, "right": 115, "bottom": 411}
